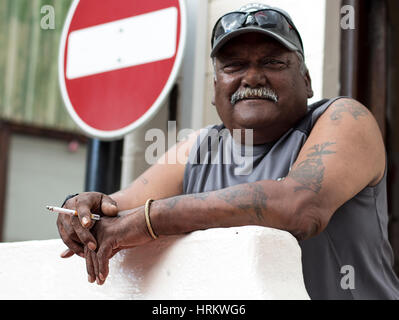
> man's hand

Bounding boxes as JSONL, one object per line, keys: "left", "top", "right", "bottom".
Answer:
{"left": 56, "top": 192, "right": 118, "bottom": 258}
{"left": 84, "top": 206, "right": 152, "bottom": 284}
{"left": 56, "top": 130, "right": 197, "bottom": 278}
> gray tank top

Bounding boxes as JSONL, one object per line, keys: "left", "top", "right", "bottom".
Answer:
{"left": 183, "top": 98, "right": 399, "bottom": 299}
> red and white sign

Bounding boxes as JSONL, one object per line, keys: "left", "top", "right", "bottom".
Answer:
{"left": 59, "top": 0, "right": 186, "bottom": 140}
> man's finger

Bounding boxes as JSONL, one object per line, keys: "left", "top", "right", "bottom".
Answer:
{"left": 71, "top": 217, "right": 97, "bottom": 251}
{"left": 60, "top": 238, "right": 84, "bottom": 258}
{"left": 90, "top": 250, "right": 104, "bottom": 285}
{"left": 97, "top": 245, "right": 112, "bottom": 283}
{"left": 75, "top": 203, "right": 94, "bottom": 229}
{"left": 60, "top": 248, "right": 75, "bottom": 258}
{"left": 57, "top": 220, "right": 85, "bottom": 257}
{"left": 84, "top": 246, "right": 96, "bottom": 283}
{"left": 101, "top": 195, "right": 118, "bottom": 217}
{"left": 60, "top": 248, "right": 85, "bottom": 258}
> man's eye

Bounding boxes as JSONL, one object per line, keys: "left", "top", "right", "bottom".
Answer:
{"left": 264, "top": 60, "right": 286, "bottom": 68}
{"left": 223, "top": 62, "right": 243, "bottom": 72}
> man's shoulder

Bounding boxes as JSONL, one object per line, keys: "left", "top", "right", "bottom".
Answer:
{"left": 299, "top": 97, "right": 370, "bottom": 135}
{"left": 311, "top": 97, "right": 372, "bottom": 129}
{"left": 307, "top": 97, "right": 368, "bottom": 115}
{"left": 322, "top": 97, "right": 370, "bottom": 121}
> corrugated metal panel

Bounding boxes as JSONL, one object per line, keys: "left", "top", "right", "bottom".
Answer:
{"left": 0, "top": 0, "right": 79, "bottom": 131}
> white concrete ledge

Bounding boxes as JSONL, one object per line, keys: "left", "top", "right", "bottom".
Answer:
{"left": 0, "top": 226, "right": 310, "bottom": 300}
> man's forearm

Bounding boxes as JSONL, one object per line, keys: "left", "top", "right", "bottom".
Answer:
{"left": 149, "top": 179, "right": 316, "bottom": 240}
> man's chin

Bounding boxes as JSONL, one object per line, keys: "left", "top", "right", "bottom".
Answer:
{"left": 233, "top": 117, "right": 276, "bottom": 131}
{"left": 232, "top": 106, "right": 279, "bottom": 128}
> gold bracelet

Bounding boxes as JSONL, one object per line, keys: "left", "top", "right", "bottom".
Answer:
{"left": 144, "top": 199, "right": 158, "bottom": 240}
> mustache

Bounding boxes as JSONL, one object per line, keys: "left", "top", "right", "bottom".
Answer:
{"left": 230, "top": 87, "right": 279, "bottom": 105}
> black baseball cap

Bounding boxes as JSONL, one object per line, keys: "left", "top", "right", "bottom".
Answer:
{"left": 211, "top": 3, "right": 304, "bottom": 58}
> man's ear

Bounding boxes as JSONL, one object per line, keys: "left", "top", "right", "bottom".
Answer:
{"left": 304, "top": 71, "right": 314, "bottom": 99}
{"left": 211, "top": 57, "right": 218, "bottom": 106}
{"left": 211, "top": 78, "right": 216, "bottom": 106}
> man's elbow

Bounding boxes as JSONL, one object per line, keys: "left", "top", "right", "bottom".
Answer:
{"left": 287, "top": 199, "right": 330, "bottom": 241}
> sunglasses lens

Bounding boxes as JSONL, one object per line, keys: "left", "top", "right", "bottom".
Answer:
{"left": 253, "top": 10, "right": 279, "bottom": 28}
{"left": 213, "top": 13, "right": 246, "bottom": 44}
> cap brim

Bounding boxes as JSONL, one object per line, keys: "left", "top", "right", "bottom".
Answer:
{"left": 210, "top": 27, "right": 299, "bottom": 58}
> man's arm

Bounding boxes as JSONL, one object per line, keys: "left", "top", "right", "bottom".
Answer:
{"left": 149, "top": 98, "right": 385, "bottom": 241}
{"left": 90, "top": 98, "right": 386, "bottom": 283}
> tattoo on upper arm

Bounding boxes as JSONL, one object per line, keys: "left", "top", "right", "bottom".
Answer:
{"left": 140, "top": 177, "right": 148, "bottom": 185}
{"left": 330, "top": 100, "right": 369, "bottom": 121}
{"left": 288, "top": 142, "right": 336, "bottom": 194}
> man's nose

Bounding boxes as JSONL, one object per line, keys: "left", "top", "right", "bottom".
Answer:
{"left": 242, "top": 66, "right": 267, "bottom": 88}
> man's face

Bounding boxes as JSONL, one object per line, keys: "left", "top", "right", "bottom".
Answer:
{"left": 213, "top": 33, "right": 313, "bottom": 144}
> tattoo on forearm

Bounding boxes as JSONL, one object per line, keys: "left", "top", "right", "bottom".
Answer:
{"left": 165, "top": 196, "right": 181, "bottom": 209}
{"left": 330, "top": 100, "right": 369, "bottom": 121}
{"left": 215, "top": 183, "right": 267, "bottom": 221}
{"left": 140, "top": 177, "right": 148, "bottom": 185}
{"left": 288, "top": 142, "right": 336, "bottom": 194}
{"left": 191, "top": 192, "right": 211, "bottom": 200}
{"left": 164, "top": 184, "right": 267, "bottom": 222}
{"left": 165, "top": 192, "right": 210, "bottom": 210}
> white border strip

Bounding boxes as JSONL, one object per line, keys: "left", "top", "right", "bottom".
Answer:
{"left": 66, "top": 7, "right": 178, "bottom": 80}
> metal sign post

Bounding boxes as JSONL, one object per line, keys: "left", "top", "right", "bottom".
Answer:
{"left": 85, "top": 139, "right": 123, "bottom": 194}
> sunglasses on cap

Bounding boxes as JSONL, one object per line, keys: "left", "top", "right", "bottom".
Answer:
{"left": 211, "top": 9, "right": 304, "bottom": 58}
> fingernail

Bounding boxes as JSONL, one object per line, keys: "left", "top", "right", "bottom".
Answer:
{"left": 96, "top": 277, "right": 101, "bottom": 285}
{"left": 99, "top": 273, "right": 105, "bottom": 281}
{"left": 88, "top": 242, "right": 96, "bottom": 251}
{"left": 82, "top": 217, "right": 89, "bottom": 226}
{"left": 88, "top": 275, "right": 95, "bottom": 283}
{"left": 60, "top": 250, "right": 68, "bottom": 258}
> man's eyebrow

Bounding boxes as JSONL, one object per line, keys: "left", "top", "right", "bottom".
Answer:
{"left": 218, "top": 46, "right": 290, "bottom": 60}
{"left": 260, "top": 46, "right": 290, "bottom": 57}
{"left": 216, "top": 54, "right": 243, "bottom": 62}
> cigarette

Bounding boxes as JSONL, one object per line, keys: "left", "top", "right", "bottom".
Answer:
{"left": 46, "top": 206, "right": 100, "bottom": 220}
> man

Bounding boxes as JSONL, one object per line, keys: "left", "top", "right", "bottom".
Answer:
{"left": 57, "top": 3, "right": 399, "bottom": 299}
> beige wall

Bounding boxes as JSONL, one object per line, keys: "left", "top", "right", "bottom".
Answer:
{"left": 3, "top": 134, "right": 87, "bottom": 241}
{"left": 323, "top": 0, "right": 342, "bottom": 99}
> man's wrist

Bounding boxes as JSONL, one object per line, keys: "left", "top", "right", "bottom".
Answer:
{"left": 61, "top": 193, "right": 80, "bottom": 208}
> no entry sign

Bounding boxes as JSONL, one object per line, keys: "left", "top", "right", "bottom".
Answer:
{"left": 58, "top": 0, "right": 186, "bottom": 140}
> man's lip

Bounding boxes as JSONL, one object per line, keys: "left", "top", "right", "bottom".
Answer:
{"left": 235, "top": 97, "right": 276, "bottom": 103}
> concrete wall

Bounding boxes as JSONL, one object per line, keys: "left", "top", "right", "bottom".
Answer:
{"left": 0, "top": 226, "right": 310, "bottom": 300}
